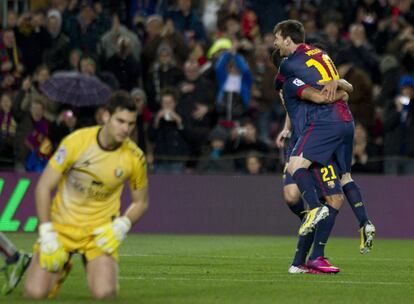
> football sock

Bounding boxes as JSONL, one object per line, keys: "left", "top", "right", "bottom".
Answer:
{"left": 342, "top": 181, "right": 369, "bottom": 228}
{"left": 292, "top": 168, "right": 321, "bottom": 209}
{"left": 287, "top": 199, "right": 305, "bottom": 220}
{"left": 309, "top": 205, "right": 338, "bottom": 260}
{"left": 0, "top": 232, "right": 18, "bottom": 261}
{"left": 292, "top": 231, "right": 315, "bottom": 266}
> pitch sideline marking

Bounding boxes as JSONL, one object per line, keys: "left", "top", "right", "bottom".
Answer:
{"left": 118, "top": 276, "right": 406, "bottom": 286}
{"left": 120, "top": 253, "right": 414, "bottom": 262}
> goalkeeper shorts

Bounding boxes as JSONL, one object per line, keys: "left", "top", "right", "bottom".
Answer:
{"left": 33, "top": 223, "right": 119, "bottom": 262}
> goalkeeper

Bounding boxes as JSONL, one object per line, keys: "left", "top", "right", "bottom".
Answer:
{"left": 23, "top": 91, "right": 149, "bottom": 300}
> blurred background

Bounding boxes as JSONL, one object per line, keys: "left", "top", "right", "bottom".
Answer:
{"left": 0, "top": 0, "right": 413, "bottom": 176}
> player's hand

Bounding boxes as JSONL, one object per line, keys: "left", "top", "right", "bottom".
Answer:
{"left": 39, "top": 222, "right": 68, "bottom": 272}
{"left": 275, "top": 129, "right": 291, "bottom": 149}
{"left": 319, "top": 80, "right": 338, "bottom": 102}
{"left": 93, "top": 217, "right": 131, "bottom": 254}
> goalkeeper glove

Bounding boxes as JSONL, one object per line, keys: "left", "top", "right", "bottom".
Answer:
{"left": 39, "top": 222, "right": 68, "bottom": 272}
{"left": 93, "top": 217, "right": 131, "bottom": 254}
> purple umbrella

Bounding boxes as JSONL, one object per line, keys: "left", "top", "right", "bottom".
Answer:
{"left": 40, "top": 72, "right": 112, "bottom": 106}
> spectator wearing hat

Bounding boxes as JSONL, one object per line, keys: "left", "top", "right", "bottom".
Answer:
{"left": 43, "top": 9, "right": 70, "bottom": 72}
{"left": 197, "top": 127, "right": 234, "bottom": 173}
{"left": 130, "top": 87, "right": 152, "bottom": 155}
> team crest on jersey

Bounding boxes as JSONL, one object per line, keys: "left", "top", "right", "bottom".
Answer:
{"left": 293, "top": 78, "right": 305, "bottom": 86}
{"left": 115, "top": 168, "right": 124, "bottom": 178}
{"left": 327, "top": 181, "right": 335, "bottom": 189}
{"left": 55, "top": 147, "right": 66, "bottom": 164}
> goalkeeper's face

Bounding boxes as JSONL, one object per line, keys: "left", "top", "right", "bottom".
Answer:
{"left": 107, "top": 109, "right": 137, "bottom": 143}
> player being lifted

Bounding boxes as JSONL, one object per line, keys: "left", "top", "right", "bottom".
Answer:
{"left": 24, "top": 91, "right": 149, "bottom": 299}
{"left": 272, "top": 20, "right": 375, "bottom": 268}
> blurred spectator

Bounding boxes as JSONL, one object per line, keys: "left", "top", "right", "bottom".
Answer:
{"left": 337, "top": 59, "right": 376, "bottom": 131}
{"left": 130, "top": 87, "right": 152, "bottom": 155}
{"left": 177, "top": 59, "right": 215, "bottom": 167}
{"left": 319, "top": 19, "right": 347, "bottom": 60}
{"left": 19, "top": 65, "right": 59, "bottom": 122}
{"left": 336, "top": 23, "right": 381, "bottom": 84}
{"left": 228, "top": 120, "right": 270, "bottom": 171}
{"left": 197, "top": 127, "right": 235, "bottom": 173}
{"left": 383, "top": 75, "right": 414, "bottom": 175}
{"left": 6, "top": 11, "right": 18, "bottom": 29}
{"left": 249, "top": 43, "right": 278, "bottom": 145}
{"left": 141, "top": 16, "right": 189, "bottom": 77}
{"left": 145, "top": 43, "right": 185, "bottom": 112}
{"left": 352, "top": 122, "right": 382, "bottom": 173}
{"left": 248, "top": 0, "right": 289, "bottom": 34}
{"left": 215, "top": 45, "right": 252, "bottom": 127}
{"left": 99, "top": 14, "right": 141, "bottom": 62}
{"left": 43, "top": 9, "right": 71, "bottom": 72}
{"left": 103, "top": 36, "right": 141, "bottom": 90}
{"left": 374, "top": 16, "right": 407, "bottom": 55}
{"left": 0, "top": 28, "right": 24, "bottom": 90}
{"left": 0, "top": 93, "right": 17, "bottom": 167}
{"left": 149, "top": 88, "right": 190, "bottom": 173}
{"left": 202, "top": 0, "right": 222, "bottom": 35}
{"left": 68, "top": 48, "right": 82, "bottom": 71}
{"left": 14, "top": 11, "right": 52, "bottom": 74}
{"left": 165, "top": 0, "right": 208, "bottom": 45}
{"left": 14, "top": 99, "right": 49, "bottom": 171}
{"left": 244, "top": 152, "right": 264, "bottom": 175}
{"left": 63, "top": 1, "right": 111, "bottom": 54}
{"left": 49, "top": 107, "right": 79, "bottom": 149}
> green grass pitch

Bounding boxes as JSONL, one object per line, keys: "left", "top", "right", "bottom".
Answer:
{"left": 2, "top": 233, "right": 414, "bottom": 303}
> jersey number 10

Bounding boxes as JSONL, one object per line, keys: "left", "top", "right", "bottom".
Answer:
{"left": 306, "top": 54, "right": 340, "bottom": 82}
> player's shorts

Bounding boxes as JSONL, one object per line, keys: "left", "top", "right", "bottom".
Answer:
{"left": 32, "top": 223, "right": 118, "bottom": 262}
{"left": 291, "top": 120, "right": 354, "bottom": 174}
{"left": 283, "top": 159, "right": 343, "bottom": 198}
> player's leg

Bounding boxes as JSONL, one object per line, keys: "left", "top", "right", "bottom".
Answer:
{"left": 23, "top": 253, "right": 62, "bottom": 299}
{"left": 306, "top": 161, "right": 343, "bottom": 273}
{"left": 341, "top": 173, "right": 376, "bottom": 254}
{"left": 336, "top": 122, "right": 375, "bottom": 253}
{"left": 86, "top": 255, "right": 118, "bottom": 300}
{"left": 283, "top": 183, "right": 315, "bottom": 273}
{"left": 0, "top": 232, "right": 32, "bottom": 295}
{"left": 307, "top": 194, "right": 343, "bottom": 274}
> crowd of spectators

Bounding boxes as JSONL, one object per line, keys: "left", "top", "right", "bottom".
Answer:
{"left": 0, "top": 0, "right": 414, "bottom": 175}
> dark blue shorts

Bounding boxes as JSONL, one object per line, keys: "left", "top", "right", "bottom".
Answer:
{"left": 283, "top": 159, "right": 343, "bottom": 198}
{"left": 291, "top": 121, "right": 354, "bottom": 175}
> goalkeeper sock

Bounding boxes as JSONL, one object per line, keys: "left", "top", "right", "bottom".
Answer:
{"left": 309, "top": 205, "right": 338, "bottom": 259}
{"left": 292, "top": 168, "right": 321, "bottom": 209}
{"left": 343, "top": 181, "right": 369, "bottom": 228}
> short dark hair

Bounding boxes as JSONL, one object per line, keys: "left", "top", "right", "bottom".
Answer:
{"left": 273, "top": 20, "right": 305, "bottom": 44}
{"left": 105, "top": 90, "right": 137, "bottom": 114}
{"left": 160, "top": 87, "right": 179, "bottom": 102}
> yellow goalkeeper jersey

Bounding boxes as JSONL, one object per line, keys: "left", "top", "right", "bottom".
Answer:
{"left": 48, "top": 126, "right": 147, "bottom": 228}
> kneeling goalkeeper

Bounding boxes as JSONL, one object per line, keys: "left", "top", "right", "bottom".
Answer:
{"left": 24, "top": 91, "right": 149, "bottom": 300}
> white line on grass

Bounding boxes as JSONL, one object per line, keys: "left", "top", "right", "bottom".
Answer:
{"left": 120, "top": 253, "right": 414, "bottom": 262}
{"left": 118, "top": 276, "right": 406, "bottom": 286}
